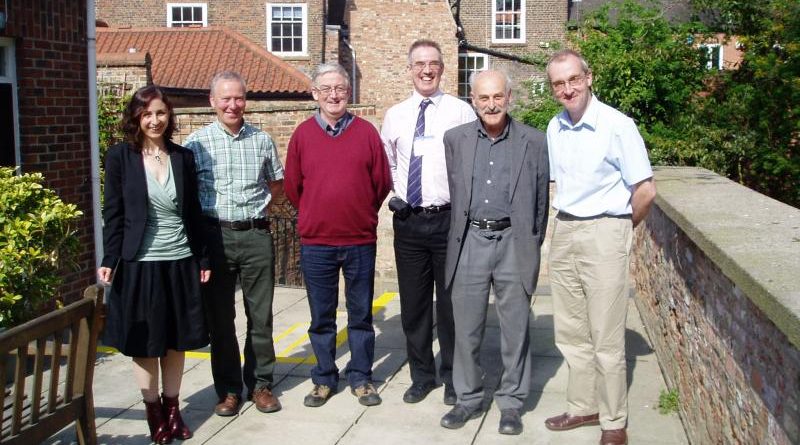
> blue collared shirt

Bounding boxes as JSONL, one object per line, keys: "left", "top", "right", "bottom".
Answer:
{"left": 546, "top": 95, "right": 653, "bottom": 217}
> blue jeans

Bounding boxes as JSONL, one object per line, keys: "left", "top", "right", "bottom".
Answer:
{"left": 300, "top": 244, "right": 376, "bottom": 389}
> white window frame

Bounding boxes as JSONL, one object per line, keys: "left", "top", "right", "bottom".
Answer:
{"left": 266, "top": 3, "right": 308, "bottom": 57}
{"left": 0, "top": 37, "right": 20, "bottom": 168}
{"left": 166, "top": 3, "right": 208, "bottom": 27}
{"left": 492, "top": 0, "right": 526, "bottom": 44}
{"left": 458, "top": 52, "right": 489, "bottom": 102}
{"left": 700, "top": 43, "right": 723, "bottom": 70}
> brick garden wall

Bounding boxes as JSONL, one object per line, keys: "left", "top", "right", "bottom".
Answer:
{"left": 1, "top": 1, "right": 96, "bottom": 303}
{"left": 95, "top": 0, "right": 325, "bottom": 75}
{"left": 631, "top": 168, "right": 800, "bottom": 444}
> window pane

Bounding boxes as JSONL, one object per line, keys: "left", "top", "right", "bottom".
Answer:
{"left": 1, "top": 84, "right": 15, "bottom": 167}
{"left": 172, "top": 8, "right": 181, "bottom": 21}
{"left": 191, "top": 7, "right": 202, "bottom": 21}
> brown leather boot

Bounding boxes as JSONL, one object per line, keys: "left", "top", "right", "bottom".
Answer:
{"left": 162, "top": 393, "right": 192, "bottom": 440}
{"left": 144, "top": 398, "right": 173, "bottom": 444}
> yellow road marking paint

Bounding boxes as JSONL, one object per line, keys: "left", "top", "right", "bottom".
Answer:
{"left": 96, "top": 292, "right": 399, "bottom": 366}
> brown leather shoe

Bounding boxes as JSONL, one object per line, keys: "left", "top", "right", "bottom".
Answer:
{"left": 252, "top": 387, "right": 282, "bottom": 413}
{"left": 214, "top": 394, "right": 241, "bottom": 417}
{"left": 600, "top": 428, "right": 627, "bottom": 445}
{"left": 545, "top": 412, "right": 600, "bottom": 431}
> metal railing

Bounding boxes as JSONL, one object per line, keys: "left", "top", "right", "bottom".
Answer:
{"left": 267, "top": 199, "right": 303, "bottom": 288}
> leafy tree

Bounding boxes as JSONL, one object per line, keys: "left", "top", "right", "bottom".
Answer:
{"left": 572, "top": 1, "right": 708, "bottom": 127}
{"left": 690, "top": 0, "right": 800, "bottom": 205}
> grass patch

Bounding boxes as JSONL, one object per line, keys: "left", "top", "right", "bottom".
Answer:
{"left": 658, "top": 389, "right": 680, "bottom": 415}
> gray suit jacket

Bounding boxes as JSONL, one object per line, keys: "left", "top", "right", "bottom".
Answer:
{"left": 443, "top": 117, "right": 549, "bottom": 295}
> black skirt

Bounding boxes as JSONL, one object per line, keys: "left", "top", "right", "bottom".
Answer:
{"left": 103, "top": 256, "right": 209, "bottom": 357}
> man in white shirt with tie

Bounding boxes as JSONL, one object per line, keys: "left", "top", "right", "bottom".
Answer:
{"left": 381, "top": 39, "right": 476, "bottom": 406}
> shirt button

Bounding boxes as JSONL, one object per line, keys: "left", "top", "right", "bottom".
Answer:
{"left": 484, "top": 199, "right": 489, "bottom": 203}
{"left": 487, "top": 180, "right": 492, "bottom": 184}
{"left": 490, "top": 161, "right": 494, "bottom": 165}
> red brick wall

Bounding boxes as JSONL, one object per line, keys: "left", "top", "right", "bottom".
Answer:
{"left": 95, "top": 0, "right": 326, "bottom": 75}
{"left": 345, "top": 0, "right": 460, "bottom": 119}
{"left": 633, "top": 206, "right": 799, "bottom": 445}
{"left": 0, "top": 1, "right": 95, "bottom": 303}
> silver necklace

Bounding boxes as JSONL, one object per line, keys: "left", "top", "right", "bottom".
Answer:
{"left": 144, "top": 148, "right": 163, "bottom": 165}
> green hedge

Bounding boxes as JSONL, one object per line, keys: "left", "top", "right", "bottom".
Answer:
{"left": 0, "top": 168, "right": 83, "bottom": 329}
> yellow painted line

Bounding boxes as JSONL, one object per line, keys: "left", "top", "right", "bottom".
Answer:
{"left": 96, "top": 292, "right": 399, "bottom": 366}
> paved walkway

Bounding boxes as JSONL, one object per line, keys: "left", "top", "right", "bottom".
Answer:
{"left": 45, "top": 281, "right": 687, "bottom": 445}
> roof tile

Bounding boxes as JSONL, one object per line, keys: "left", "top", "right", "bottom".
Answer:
{"left": 96, "top": 26, "right": 312, "bottom": 94}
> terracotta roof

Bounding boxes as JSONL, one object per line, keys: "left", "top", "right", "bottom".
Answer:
{"left": 96, "top": 26, "right": 311, "bottom": 95}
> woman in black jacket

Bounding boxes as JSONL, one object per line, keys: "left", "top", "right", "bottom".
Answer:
{"left": 98, "top": 85, "right": 209, "bottom": 444}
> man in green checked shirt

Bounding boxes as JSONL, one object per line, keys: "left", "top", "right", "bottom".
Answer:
{"left": 184, "top": 71, "right": 284, "bottom": 417}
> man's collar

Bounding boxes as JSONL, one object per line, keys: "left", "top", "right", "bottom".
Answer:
{"left": 557, "top": 95, "right": 599, "bottom": 130}
{"left": 214, "top": 119, "right": 246, "bottom": 137}
{"left": 411, "top": 89, "right": 444, "bottom": 107}
{"left": 477, "top": 115, "right": 512, "bottom": 140}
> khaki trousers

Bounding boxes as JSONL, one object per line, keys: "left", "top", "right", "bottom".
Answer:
{"left": 549, "top": 214, "right": 632, "bottom": 430}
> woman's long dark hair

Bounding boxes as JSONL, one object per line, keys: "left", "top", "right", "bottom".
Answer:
{"left": 121, "top": 85, "right": 177, "bottom": 151}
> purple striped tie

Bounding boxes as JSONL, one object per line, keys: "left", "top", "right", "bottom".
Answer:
{"left": 407, "top": 99, "right": 431, "bottom": 207}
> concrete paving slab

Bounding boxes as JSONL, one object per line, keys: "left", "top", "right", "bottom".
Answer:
{"left": 40, "top": 280, "right": 687, "bottom": 445}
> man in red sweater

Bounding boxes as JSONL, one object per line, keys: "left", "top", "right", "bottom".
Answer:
{"left": 284, "top": 62, "right": 392, "bottom": 408}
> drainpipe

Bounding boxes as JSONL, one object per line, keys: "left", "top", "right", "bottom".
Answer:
{"left": 87, "top": 1, "right": 103, "bottom": 275}
{"left": 342, "top": 37, "right": 357, "bottom": 103}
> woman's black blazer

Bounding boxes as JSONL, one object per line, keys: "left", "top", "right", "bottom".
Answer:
{"left": 100, "top": 141, "right": 208, "bottom": 269}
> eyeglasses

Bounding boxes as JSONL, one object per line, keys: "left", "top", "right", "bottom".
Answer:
{"left": 314, "top": 86, "right": 349, "bottom": 96}
{"left": 410, "top": 61, "right": 443, "bottom": 72}
{"left": 551, "top": 74, "right": 588, "bottom": 92}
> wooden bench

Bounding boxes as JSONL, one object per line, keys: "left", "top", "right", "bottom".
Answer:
{"left": 0, "top": 285, "right": 104, "bottom": 445}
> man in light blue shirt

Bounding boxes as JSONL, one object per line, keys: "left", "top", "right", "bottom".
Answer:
{"left": 543, "top": 49, "right": 656, "bottom": 445}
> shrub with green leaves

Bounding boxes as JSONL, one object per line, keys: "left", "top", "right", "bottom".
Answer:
{"left": 0, "top": 168, "right": 83, "bottom": 328}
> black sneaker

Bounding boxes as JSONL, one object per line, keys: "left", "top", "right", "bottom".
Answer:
{"left": 351, "top": 382, "right": 381, "bottom": 406}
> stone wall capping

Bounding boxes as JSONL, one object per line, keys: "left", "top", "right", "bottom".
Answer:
{"left": 651, "top": 166, "right": 800, "bottom": 348}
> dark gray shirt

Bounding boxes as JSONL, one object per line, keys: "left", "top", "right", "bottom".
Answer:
{"left": 314, "top": 111, "right": 354, "bottom": 137}
{"left": 469, "top": 118, "right": 512, "bottom": 220}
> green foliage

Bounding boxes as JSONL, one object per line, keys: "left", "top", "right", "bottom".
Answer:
{"left": 0, "top": 168, "right": 83, "bottom": 328}
{"left": 514, "top": 83, "right": 563, "bottom": 132}
{"left": 97, "top": 92, "right": 127, "bottom": 159}
{"left": 571, "top": 0, "right": 709, "bottom": 127}
{"left": 658, "top": 388, "right": 680, "bottom": 415}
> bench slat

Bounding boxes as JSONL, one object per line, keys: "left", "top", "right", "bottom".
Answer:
{"left": 0, "top": 286, "right": 103, "bottom": 445}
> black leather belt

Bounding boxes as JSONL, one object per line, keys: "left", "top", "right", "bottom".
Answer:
{"left": 412, "top": 204, "right": 451, "bottom": 214}
{"left": 556, "top": 212, "right": 631, "bottom": 221}
{"left": 470, "top": 218, "right": 511, "bottom": 231}
{"left": 208, "top": 217, "right": 270, "bottom": 231}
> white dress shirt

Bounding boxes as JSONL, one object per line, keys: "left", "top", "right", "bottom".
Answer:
{"left": 382, "top": 90, "right": 476, "bottom": 206}
{"left": 547, "top": 95, "right": 653, "bottom": 217}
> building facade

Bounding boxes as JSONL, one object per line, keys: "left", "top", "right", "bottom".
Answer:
{"left": 0, "top": 1, "right": 96, "bottom": 301}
